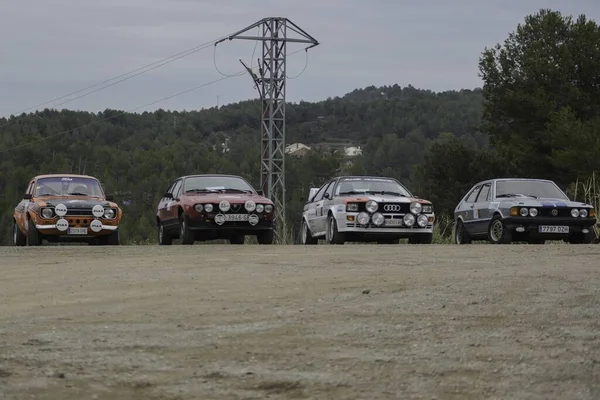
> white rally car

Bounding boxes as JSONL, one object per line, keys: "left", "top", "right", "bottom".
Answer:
{"left": 299, "top": 176, "right": 435, "bottom": 244}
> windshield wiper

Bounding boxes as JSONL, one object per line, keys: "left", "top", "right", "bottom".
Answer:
{"left": 367, "top": 190, "right": 406, "bottom": 197}
{"left": 338, "top": 190, "right": 367, "bottom": 196}
{"left": 68, "top": 192, "right": 88, "bottom": 196}
{"left": 37, "top": 193, "right": 55, "bottom": 197}
{"left": 186, "top": 188, "right": 219, "bottom": 193}
{"left": 223, "top": 188, "right": 253, "bottom": 194}
{"left": 496, "top": 193, "right": 537, "bottom": 198}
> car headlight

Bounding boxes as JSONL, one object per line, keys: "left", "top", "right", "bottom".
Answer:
{"left": 571, "top": 208, "right": 579, "bottom": 218}
{"left": 520, "top": 207, "right": 528, "bottom": 216}
{"left": 365, "top": 200, "right": 378, "bottom": 213}
{"left": 529, "top": 208, "right": 538, "bottom": 217}
{"left": 357, "top": 212, "right": 370, "bottom": 225}
{"left": 245, "top": 200, "right": 256, "bottom": 212}
{"left": 403, "top": 213, "right": 415, "bottom": 227}
{"left": 103, "top": 208, "right": 116, "bottom": 219}
{"left": 417, "top": 214, "right": 428, "bottom": 227}
{"left": 346, "top": 203, "right": 359, "bottom": 212}
{"left": 41, "top": 208, "right": 54, "bottom": 219}
{"left": 422, "top": 204, "right": 433, "bottom": 213}
{"left": 580, "top": 208, "right": 588, "bottom": 218}
{"left": 371, "top": 212, "right": 384, "bottom": 226}
{"left": 194, "top": 204, "right": 204, "bottom": 212}
{"left": 204, "top": 203, "right": 214, "bottom": 212}
{"left": 264, "top": 204, "right": 273, "bottom": 213}
{"left": 219, "top": 200, "right": 230, "bottom": 212}
{"left": 256, "top": 204, "right": 264, "bottom": 213}
{"left": 409, "top": 202, "right": 422, "bottom": 215}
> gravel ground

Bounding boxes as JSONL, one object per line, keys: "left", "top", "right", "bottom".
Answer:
{"left": 0, "top": 244, "right": 599, "bottom": 400}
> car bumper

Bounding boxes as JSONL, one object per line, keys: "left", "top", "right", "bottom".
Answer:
{"left": 337, "top": 212, "right": 435, "bottom": 234}
{"left": 186, "top": 214, "right": 274, "bottom": 232}
{"left": 503, "top": 216, "right": 596, "bottom": 235}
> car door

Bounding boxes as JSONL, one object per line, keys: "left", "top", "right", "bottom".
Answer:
{"left": 472, "top": 182, "right": 492, "bottom": 234}
{"left": 15, "top": 181, "right": 34, "bottom": 231}
{"left": 459, "top": 184, "right": 482, "bottom": 235}
{"left": 307, "top": 181, "right": 331, "bottom": 236}
{"left": 314, "top": 181, "right": 335, "bottom": 235}
{"left": 157, "top": 179, "right": 180, "bottom": 226}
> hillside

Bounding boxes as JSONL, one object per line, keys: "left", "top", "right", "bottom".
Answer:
{"left": 0, "top": 85, "right": 485, "bottom": 244}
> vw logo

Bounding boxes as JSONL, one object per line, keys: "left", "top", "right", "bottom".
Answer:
{"left": 383, "top": 204, "right": 401, "bottom": 212}
{"left": 551, "top": 209, "right": 558, "bottom": 216}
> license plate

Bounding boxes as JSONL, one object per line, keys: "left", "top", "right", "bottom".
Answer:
{"left": 68, "top": 227, "right": 88, "bottom": 235}
{"left": 223, "top": 214, "right": 249, "bottom": 222}
{"left": 385, "top": 219, "right": 403, "bottom": 226}
{"left": 538, "top": 225, "right": 569, "bottom": 233}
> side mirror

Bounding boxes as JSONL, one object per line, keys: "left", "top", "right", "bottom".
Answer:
{"left": 323, "top": 192, "right": 331, "bottom": 200}
{"left": 105, "top": 194, "right": 114, "bottom": 201}
{"left": 23, "top": 193, "right": 32, "bottom": 200}
{"left": 256, "top": 190, "right": 263, "bottom": 196}
{"left": 164, "top": 192, "right": 173, "bottom": 199}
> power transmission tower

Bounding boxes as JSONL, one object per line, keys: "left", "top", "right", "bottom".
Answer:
{"left": 215, "top": 18, "right": 319, "bottom": 243}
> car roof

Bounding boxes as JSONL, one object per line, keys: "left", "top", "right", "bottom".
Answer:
{"left": 177, "top": 174, "right": 245, "bottom": 180}
{"left": 333, "top": 175, "right": 398, "bottom": 181}
{"left": 33, "top": 174, "right": 99, "bottom": 180}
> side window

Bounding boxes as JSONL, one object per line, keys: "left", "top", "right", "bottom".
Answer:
{"left": 166, "top": 180, "right": 177, "bottom": 195}
{"left": 312, "top": 182, "right": 331, "bottom": 202}
{"left": 464, "top": 185, "right": 481, "bottom": 203}
{"left": 476, "top": 183, "right": 491, "bottom": 202}
{"left": 324, "top": 181, "right": 336, "bottom": 199}
{"left": 171, "top": 180, "right": 183, "bottom": 199}
{"left": 26, "top": 182, "right": 34, "bottom": 195}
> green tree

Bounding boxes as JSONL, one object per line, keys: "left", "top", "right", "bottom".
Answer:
{"left": 478, "top": 9, "right": 600, "bottom": 184}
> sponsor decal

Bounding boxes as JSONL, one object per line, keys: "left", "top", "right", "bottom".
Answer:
{"left": 490, "top": 202, "right": 500, "bottom": 209}
{"left": 473, "top": 209, "right": 479, "bottom": 219}
{"left": 61, "top": 177, "right": 73, "bottom": 181}
{"left": 336, "top": 205, "right": 344, "bottom": 212}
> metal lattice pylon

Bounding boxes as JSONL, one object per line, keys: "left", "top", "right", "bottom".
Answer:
{"left": 216, "top": 18, "right": 319, "bottom": 243}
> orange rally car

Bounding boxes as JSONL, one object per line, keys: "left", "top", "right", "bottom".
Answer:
{"left": 13, "top": 174, "right": 122, "bottom": 246}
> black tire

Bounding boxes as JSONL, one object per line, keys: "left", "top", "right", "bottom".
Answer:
{"left": 408, "top": 233, "right": 433, "bottom": 244}
{"left": 568, "top": 230, "right": 595, "bottom": 244}
{"left": 158, "top": 223, "right": 172, "bottom": 245}
{"left": 13, "top": 221, "right": 26, "bottom": 246}
{"left": 256, "top": 230, "right": 274, "bottom": 245}
{"left": 454, "top": 220, "right": 471, "bottom": 244}
{"left": 98, "top": 230, "right": 120, "bottom": 245}
{"left": 488, "top": 215, "right": 512, "bottom": 244}
{"left": 179, "top": 214, "right": 195, "bottom": 245}
{"left": 299, "top": 219, "right": 318, "bottom": 244}
{"left": 326, "top": 213, "right": 345, "bottom": 245}
{"left": 230, "top": 235, "right": 245, "bottom": 244}
{"left": 26, "top": 218, "right": 41, "bottom": 246}
{"left": 528, "top": 239, "right": 545, "bottom": 245}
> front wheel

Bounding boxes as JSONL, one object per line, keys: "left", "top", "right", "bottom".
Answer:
{"left": 257, "top": 230, "right": 274, "bottom": 244}
{"left": 179, "top": 215, "right": 195, "bottom": 245}
{"left": 230, "top": 235, "right": 245, "bottom": 244}
{"left": 488, "top": 215, "right": 512, "bottom": 244}
{"left": 300, "top": 219, "right": 318, "bottom": 244}
{"left": 26, "top": 218, "right": 41, "bottom": 246}
{"left": 408, "top": 233, "right": 433, "bottom": 244}
{"left": 13, "top": 222, "right": 26, "bottom": 246}
{"left": 454, "top": 220, "right": 471, "bottom": 244}
{"left": 326, "top": 214, "right": 345, "bottom": 245}
{"left": 158, "top": 224, "right": 172, "bottom": 245}
{"left": 568, "top": 230, "right": 595, "bottom": 244}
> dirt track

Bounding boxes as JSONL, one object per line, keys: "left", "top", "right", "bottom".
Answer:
{"left": 1, "top": 244, "right": 599, "bottom": 400}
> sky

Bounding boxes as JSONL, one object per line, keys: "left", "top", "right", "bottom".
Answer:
{"left": 1, "top": 0, "right": 599, "bottom": 117}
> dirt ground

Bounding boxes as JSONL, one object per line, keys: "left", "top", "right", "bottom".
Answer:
{"left": 0, "top": 244, "right": 599, "bottom": 400}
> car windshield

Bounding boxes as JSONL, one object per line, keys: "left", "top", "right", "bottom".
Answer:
{"left": 183, "top": 176, "right": 255, "bottom": 194}
{"left": 495, "top": 180, "right": 568, "bottom": 200}
{"left": 34, "top": 177, "right": 105, "bottom": 197}
{"left": 335, "top": 177, "right": 412, "bottom": 197}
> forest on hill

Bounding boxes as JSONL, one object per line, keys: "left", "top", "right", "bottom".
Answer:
{"left": 1, "top": 8, "right": 599, "bottom": 244}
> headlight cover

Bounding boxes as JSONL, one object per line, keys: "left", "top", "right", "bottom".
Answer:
{"left": 371, "top": 212, "right": 384, "bottom": 226}
{"left": 346, "top": 203, "right": 359, "bottom": 212}
{"left": 417, "top": 214, "right": 428, "bottom": 227}
{"left": 41, "top": 208, "right": 54, "bottom": 219}
{"left": 219, "top": 200, "right": 230, "bottom": 212}
{"left": 265, "top": 204, "right": 273, "bottom": 213}
{"left": 403, "top": 213, "right": 415, "bottom": 226}
{"left": 194, "top": 204, "right": 204, "bottom": 212}
{"left": 357, "top": 212, "right": 370, "bottom": 225}
{"left": 366, "top": 200, "right": 378, "bottom": 213}
{"left": 529, "top": 208, "right": 538, "bottom": 217}
{"left": 410, "top": 202, "right": 422, "bottom": 215}
{"left": 571, "top": 208, "right": 579, "bottom": 218}
{"left": 256, "top": 204, "right": 265, "bottom": 213}
{"left": 204, "top": 203, "right": 214, "bottom": 212}
{"left": 103, "top": 208, "right": 116, "bottom": 219}
{"left": 422, "top": 204, "right": 433, "bottom": 213}
{"left": 520, "top": 207, "right": 528, "bottom": 216}
{"left": 580, "top": 208, "right": 588, "bottom": 218}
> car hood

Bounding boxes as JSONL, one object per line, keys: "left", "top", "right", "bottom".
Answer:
{"left": 182, "top": 193, "right": 273, "bottom": 204}
{"left": 339, "top": 194, "right": 429, "bottom": 204}
{"left": 39, "top": 197, "right": 115, "bottom": 208}
{"left": 497, "top": 197, "right": 590, "bottom": 207}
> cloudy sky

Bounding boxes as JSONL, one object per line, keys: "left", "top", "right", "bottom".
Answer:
{"left": 1, "top": 0, "right": 599, "bottom": 117}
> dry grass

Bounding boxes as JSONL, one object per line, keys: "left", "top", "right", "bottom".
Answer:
{"left": 568, "top": 171, "right": 600, "bottom": 238}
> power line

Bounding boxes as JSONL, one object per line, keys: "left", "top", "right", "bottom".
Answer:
{"left": 0, "top": 35, "right": 230, "bottom": 127}
{"left": 0, "top": 48, "right": 309, "bottom": 155}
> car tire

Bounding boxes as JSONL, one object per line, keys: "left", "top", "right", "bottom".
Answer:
{"left": 179, "top": 214, "right": 195, "bottom": 245}
{"left": 98, "top": 230, "right": 120, "bottom": 245}
{"left": 454, "top": 220, "right": 471, "bottom": 244}
{"left": 256, "top": 230, "right": 274, "bottom": 245}
{"left": 408, "top": 233, "right": 433, "bottom": 244}
{"left": 13, "top": 221, "right": 26, "bottom": 246}
{"left": 568, "top": 230, "right": 595, "bottom": 244}
{"left": 487, "top": 215, "right": 512, "bottom": 244}
{"left": 326, "top": 214, "right": 345, "bottom": 245}
{"left": 377, "top": 239, "right": 399, "bottom": 244}
{"left": 230, "top": 235, "right": 245, "bottom": 244}
{"left": 26, "top": 218, "right": 41, "bottom": 246}
{"left": 158, "top": 224, "right": 172, "bottom": 245}
{"left": 300, "top": 219, "right": 318, "bottom": 245}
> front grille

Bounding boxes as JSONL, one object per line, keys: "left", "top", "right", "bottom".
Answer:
{"left": 347, "top": 202, "right": 411, "bottom": 213}
{"left": 539, "top": 207, "right": 573, "bottom": 218}
{"left": 65, "top": 208, "right": 94, "bottom": 216}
